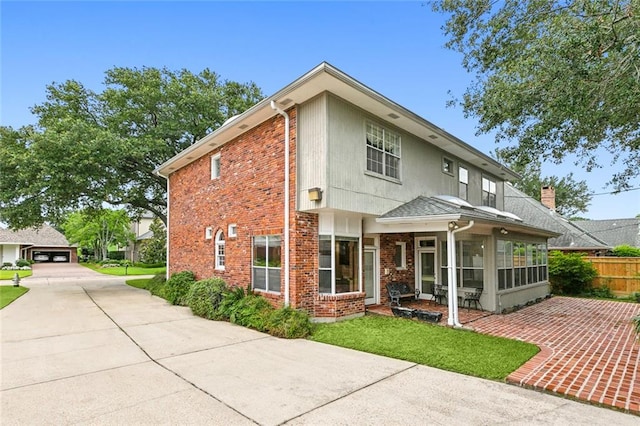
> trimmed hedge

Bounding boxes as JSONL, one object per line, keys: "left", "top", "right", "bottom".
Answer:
{"left": 166, "top": 271, "right": 196, "bottom": 305}
{"left": 187, "top": 277, "right": 228, "bottom": 320}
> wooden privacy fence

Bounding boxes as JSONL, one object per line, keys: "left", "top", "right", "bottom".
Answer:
{"left": 585, "top": 257, "right": 640, "bottom": 295}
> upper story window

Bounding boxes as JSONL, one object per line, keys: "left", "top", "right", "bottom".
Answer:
{"left": 215, "top": 230, "right": 225, "bottom": 270}
{"left": 211, "top": 154, "right": 221, "bottom": 179}
{"left": 482, "top": 177, "right": 496, "bottom": 207}
{"left": 459, "top": 166, "right": 468, "bottom": 200}
{"left": 442, "top": 157, "right": 454, "bottom": 175}
{"left": 366, "top": 122, "right": 401, "bottom": 180}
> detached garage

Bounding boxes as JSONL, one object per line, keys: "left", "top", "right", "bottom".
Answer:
{"left": 0, "top": 225, "right": 77, "bottom": 264}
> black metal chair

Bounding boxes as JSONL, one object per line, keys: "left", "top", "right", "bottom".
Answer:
{"left": 461, "top": 288, "right": 483, "bottom": 311}
{"left": 432, "top": 284, "right": 447, "bottom": 305}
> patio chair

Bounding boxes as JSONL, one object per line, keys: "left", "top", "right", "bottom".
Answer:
{"left": 431, "top": 284, "right": 447, "bottom": 305}
{"left": 461, "top": 288, "right": 483, "bottom": 311}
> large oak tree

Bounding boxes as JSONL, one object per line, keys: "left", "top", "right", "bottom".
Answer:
{"left": 0, "top": 67, "right": 263, "bottom": 228}
{"left": 433, "top": 0, "right": 640, "bottom": 191}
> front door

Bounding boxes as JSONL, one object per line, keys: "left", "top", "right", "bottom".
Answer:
{"left": 418, "top": 250, "right": 436, "bottom": 296}
{"left": 364, "top": 249, "right": 377, "bottom": 305}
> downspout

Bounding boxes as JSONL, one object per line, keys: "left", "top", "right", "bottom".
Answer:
{"left": 448, "top": 220, "right": 475, "bottom": 327}
{"left": 270, "top": 101, "right": 290, "bottom": 307}
{"left": 166, "top": 178, "right": 170, "bottom": 281}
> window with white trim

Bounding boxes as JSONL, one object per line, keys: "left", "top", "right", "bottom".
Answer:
{"left": 211, "top": 154, "right": 221, "bottom": 179}
{"left": 215, "top": 230, "right": 225, "bottom": 270}
{"left": 482, "top": 177, "right": 496, "bottom": 207}
{"left": 205, "top": 227, "right": 213, "bottom": 240}
{"left": 228, "top": 224, "right": 237, "bottom": 238}
{"left": 394, "top": 242, "right": 406, "bottom": 269}
{"left": 366, "top": 122, "right": 400, "bottom": 180}
{"left": 440, "top": 240, "right": 484, "bottom": 289}
{"left": 459, "top": 166, "right": 468, "bottom": 200}
{"left": 442, "top": 157, "right": 454, "bottom": 175}
{"left": 497, "top": 240, "right": 547, "bottom": 290}
{"left": 319, "top": 235, "right": 360, "bottom": 294}
{"left": 252, "top": 235, "right": 281, "bottom": 292}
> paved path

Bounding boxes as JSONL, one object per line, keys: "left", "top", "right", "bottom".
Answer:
{"left": 469, "top": 297, "right": 640, "bottom": 414}
{"left": 1, "top": 275, "right": 638, "bottom": 425}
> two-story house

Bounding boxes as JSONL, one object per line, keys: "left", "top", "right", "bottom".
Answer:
{"left": 155, "top": 63, "right": 557, "bottom": 323}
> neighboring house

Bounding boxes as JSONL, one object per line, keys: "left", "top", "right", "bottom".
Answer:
{"left": 504, "top": 184, "right": 611, "bottom": 255}
{"left": 126, "top": 212, "right": 155, "bottom": 261}
{"left": 577, "top": 218, "right": 640, "bottom": 249}
{"left": 155, "top": 62, "right": 558, "bottom": 322}
{"left": 0, "top": 224, "right": 78, "bottom": 264}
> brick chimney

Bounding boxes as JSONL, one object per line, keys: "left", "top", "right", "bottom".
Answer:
{"left": 541, "top": 186, "right": 556, "bottom": 211}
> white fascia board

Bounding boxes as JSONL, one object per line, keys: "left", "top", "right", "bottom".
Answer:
{"left": 375, "top": 214, "right": 461, "bottom": 224}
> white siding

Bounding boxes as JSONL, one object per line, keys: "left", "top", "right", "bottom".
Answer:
{"left": 297, "top": 94, "right": 328, "bottom": 211}
{"left": 322, "top": 95, "right": 501, "bottom": 215}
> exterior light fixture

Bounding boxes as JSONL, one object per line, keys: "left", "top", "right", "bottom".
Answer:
{"left": 448, "top": 221, "right": 459, "bottom": 230}
{"left": 500, "top": 227, "right": 508, "bottom": 235}
{"left": 308, "top": 187, "right": 322, "bottom": 202}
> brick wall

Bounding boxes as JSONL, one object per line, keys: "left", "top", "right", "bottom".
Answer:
{"left": 379, "top": 233, "right": 415, "bottom": 305}
{"left": 168, "top": 111, "right": 295, "bottom": 293}
{"left": 168, "top": 107, "right": 366, "bottom": 319}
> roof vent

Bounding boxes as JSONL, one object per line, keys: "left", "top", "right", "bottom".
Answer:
{"left": 279, "top": 98, "right": 293, "bottom": 106}
{"left": 387, "top": 113, "right": 400, "bottom": 119}
{"left": 428, "top": 134, "right": 438, "bottom": 139}
{"left": 238, "top": 124, "right": 249, "bottom": 130}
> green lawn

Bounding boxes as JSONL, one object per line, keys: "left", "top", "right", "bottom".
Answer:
{"left": 126, "top": 278, "right": 152, "bottom": 289}
{"left": 310, "top": 315, "right": 539, "bottom": 381}
{"left": 0, "top": 285, "right": 29, "bottom": 309}
{"left": 81, "top": 263, "right": 166, "bottom": 276}
{"left": 0, "top": 270, "right": 33, "bottom": 280}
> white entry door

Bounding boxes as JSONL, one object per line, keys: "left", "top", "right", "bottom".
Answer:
{"left": 418, "top": 250, "right": 436, "bottom": 296}
{"left": 364, "top": 249, "right": 377, "bottom": 305}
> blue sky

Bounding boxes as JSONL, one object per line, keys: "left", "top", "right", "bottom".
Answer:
{"left": 2, "top": 1, "right": 638, "bottom": 219}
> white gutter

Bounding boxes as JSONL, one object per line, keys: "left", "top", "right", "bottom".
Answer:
{"left": 166, "top": 178, "right": 170, "bottom": 280}
{"left": 447, "top": 220, "right": 475, "bottom": 327}
{"left": 270, "top": 101, "right": 290, "bottom": 307}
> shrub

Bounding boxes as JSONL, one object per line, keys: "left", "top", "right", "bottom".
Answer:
{"left": 219, "top": 286, "right": 272, "bottom": 330}
{"left": 610, "top": 245, "right": 640, "bottom": 257}
{"left": 633, "top": 315, "right": 640, "bottom": 338}
{"left": 548, "top": 251, "right": 598, "bottom": 295}
{"left": 146, "top": 274, "right": 167, "bottom": 298}
{"left": 589, "top": 285, "right": 615, "bottom": 299}
{"left": 265, "top": 306, "right": 313, "bottom": 339}
{"left": 187, "top": 277, "right": 229, "bottom": 320}
{"left": 2, "top": 262, "right": 12, "bottom": 268}
{"left": 15, "top": 259, "right": 30, "bottom": 267}
{"left": 165, "top": 271, "right": 196, "bottom": 305}
{"left": 227, "top": 294, "right": 273, "bottom": 330}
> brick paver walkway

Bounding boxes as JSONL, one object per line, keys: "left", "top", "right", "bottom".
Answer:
{"left": 469, "top": 297, "right": 640, "bottom": 414}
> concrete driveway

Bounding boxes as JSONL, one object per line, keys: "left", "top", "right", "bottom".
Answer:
{"left": 1, "top": 273, "right": 637, "bottom": 425}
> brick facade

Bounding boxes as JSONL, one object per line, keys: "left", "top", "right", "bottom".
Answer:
{"left": 379, "top": 233, "right": 415, "bottom": 306}
{"left": 168, "top": 107, "right": 365, "bottom": 319}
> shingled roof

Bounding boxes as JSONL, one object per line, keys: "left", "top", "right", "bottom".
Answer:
{"left": 0, "top": 224, "right": 72, "bottom": 247}
{"left": 504, "top": 184, "right": 610, "bottom": 250}
{"left": 577, "top": 218, "right": 640, "bottom": 248}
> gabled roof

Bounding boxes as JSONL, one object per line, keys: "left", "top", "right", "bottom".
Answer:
{"left": 377, "top": 195, "right": 558, "bottom": 237}
{"left": 503, "top": 184, "right": 610, "bottom": 250}
{"left": 155, "top": 62, "right": 519, "bottom": 182}
{"left": 0, "top": 224, "right": 73, "bottom": 247}
{"left": 577, "top": 218, "right": 640, "bottom": 248}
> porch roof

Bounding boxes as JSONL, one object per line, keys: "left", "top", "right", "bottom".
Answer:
{"left": 376, "top": 196, "right": 559, "bottom": 237}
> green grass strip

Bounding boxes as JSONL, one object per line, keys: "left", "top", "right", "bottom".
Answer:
{"left": 0, "top": 285, "right": 29, "bottom": 309}
{"left": 126, "top": 278, "right": 151, "bottom": 289}
{"left": 310, "top": 315, "right": 539, "bottom": 381}
{"left": 81, "top": 264, "right": 166, "bottom": 276}
{"left": 0, "top": 270, "right": 33, "bottom": 280}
